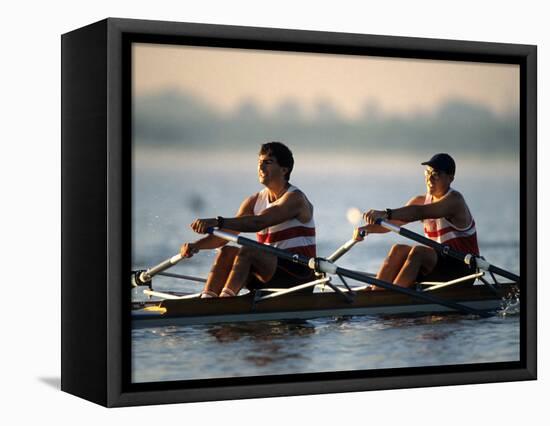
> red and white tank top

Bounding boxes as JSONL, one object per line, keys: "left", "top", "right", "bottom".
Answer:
{"left": 254, "top": 185, "right": 316, "bottom": 257}
{"left": 423, "top": 188, "right": 480, "bottom": 255}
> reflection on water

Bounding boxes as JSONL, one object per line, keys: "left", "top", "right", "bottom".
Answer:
{"left": 208, "top": 321, "right": 316, "bottom": 343}
{"left": 211, "top": 321, "right": 316, "bottom": 368}
{"left": 207, "top": 322, "right": 317, "bottom": 368}
{"left": 132, "top": 311, "right": 520, "bottom": 383}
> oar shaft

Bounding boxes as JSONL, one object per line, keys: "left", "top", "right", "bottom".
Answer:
{"left": 157, "top": 272, "right": 207, "bottom": 283}
{"left": 208, "top": 227, "right": 490, "bottom": 317}
{"left": 209, "top": 228, "right": 311, "bottom": 266}
{"left": 376, "top": 219, "right": 520, "bottom": 282}
{"left": 378, "top": 220, "right": 466, "bottom": 262}
{"left": 488, "top": 264, "right": 520, "bottom": 282}
{"left": 334, "top": 266, "right": 490, "bottom": 317}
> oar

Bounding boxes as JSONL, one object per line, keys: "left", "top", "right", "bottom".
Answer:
{"left": 327, "top": 230, "right": 365, "bottom": 262}
{"left": 132, "top": 253, "right": 183, "bottom": 287}
{"left": 206, "top": 228, "right": 492, "bottom": 317}
{"left": 157, "top": 272, "right": 206, "bottom": 283}
{"left": 375, "top": 219, "right": 520, "bottom": 283}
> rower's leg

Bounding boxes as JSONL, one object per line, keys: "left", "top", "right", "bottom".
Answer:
{"left": 201, "top": 246, "right": 239, "bottom": 297}
{"left": 220, "top": 246, "right": 277, "bottom": 297}
{"left": 393, "top": 246, "right": 438, "bottom": 287}
{"left": 376, "top": 244, "right": 412, "bottom": 285}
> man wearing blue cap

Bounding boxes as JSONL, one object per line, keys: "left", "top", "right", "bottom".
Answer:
{"left": 356, "top": 153, "right": 480, "bottom": 289}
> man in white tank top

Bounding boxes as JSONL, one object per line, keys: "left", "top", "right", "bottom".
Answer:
{"left": 357, "top": 153, "right": 479, "bottom": 289}
{"left": 179, "top": 142, "right": 316, "bottom": 298}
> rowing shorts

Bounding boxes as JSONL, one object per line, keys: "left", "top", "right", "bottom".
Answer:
{"left": 246, "top": 258, "right": 316, "bottom": 293}
{"left": 417, "top": 252, "right": 477, "bottom": 286}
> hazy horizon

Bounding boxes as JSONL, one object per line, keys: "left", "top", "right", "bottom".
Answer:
{"left": 132, "top": 43, "right": 520, "bottom": 156}
{"left": 133, "top": 43, "right": 519, "bottom": 119}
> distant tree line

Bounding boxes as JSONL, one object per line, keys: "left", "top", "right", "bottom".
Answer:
{"left": 134, "top": 90, "right": 519, "bottom": 156}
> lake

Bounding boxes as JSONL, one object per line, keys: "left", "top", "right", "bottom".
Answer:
{"left": 131, "top": 147, "right": 520, "bottom": 383}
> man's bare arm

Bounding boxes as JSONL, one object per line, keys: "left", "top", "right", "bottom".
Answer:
{"left": 189, "top": 191, "right": 306, "bottom": 234}
{"left": 389, "top": 192, "right": 462, "bottom": 222}
{"left": 358, "top": 195, "right": 424, "bottom": 236}
{"left": 216, "top": 191, "right": 305, "bottom": 233}
{"left": 364, "top": 193, "right": 462, "bottom": 226}
{"left": 181, "top": 194, "right": 257, "bottom": 256}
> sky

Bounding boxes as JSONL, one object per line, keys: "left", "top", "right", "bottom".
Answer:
{"left": 133, "top": 42, "right": 519, "bottom": 120}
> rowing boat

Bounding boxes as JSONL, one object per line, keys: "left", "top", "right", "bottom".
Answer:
{"left": 131, "top": 221, "right": 519, "bottom": 328}
{"left": 132, "top": 282, "right": 515, "bottom": 327}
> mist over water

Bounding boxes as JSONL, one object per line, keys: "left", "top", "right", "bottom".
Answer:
{"left": 134, "top": 93, "right": 520, "bottom": 156}
{"left": 131, "top": 147, "right": 520, "bottom": 383}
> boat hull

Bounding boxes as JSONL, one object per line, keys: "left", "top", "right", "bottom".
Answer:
{"left": 132, "top": 283, "right": 516, "bottom": 328}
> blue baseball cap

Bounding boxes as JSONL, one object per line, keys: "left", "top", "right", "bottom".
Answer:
{"left": 421, "top": 153, "right": 456, "bottom": 175}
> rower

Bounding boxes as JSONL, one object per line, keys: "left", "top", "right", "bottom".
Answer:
{"left": 356, "top": 153, "right": 480, "bottom": 289}
{"left": 179, "top": 142, "right": 316, "bottom": 298}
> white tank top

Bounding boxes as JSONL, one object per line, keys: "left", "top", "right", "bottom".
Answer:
{"left": 253, "top": 185, "right": 316, "bottom": 257}
{"left": 423, "top": 188, "right": 480, "bottom": 255}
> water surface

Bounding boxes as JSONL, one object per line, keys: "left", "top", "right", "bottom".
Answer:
{"left": 131, "top": 149, "right": 520, "bottom": 383}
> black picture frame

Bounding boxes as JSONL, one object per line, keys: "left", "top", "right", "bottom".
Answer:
{"left": 61, "top": 17, "right": 537, "bottom": 407}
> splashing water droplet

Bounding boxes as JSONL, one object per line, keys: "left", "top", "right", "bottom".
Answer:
{"left": 499, "top": 286, "right": 520, "bottom": 317}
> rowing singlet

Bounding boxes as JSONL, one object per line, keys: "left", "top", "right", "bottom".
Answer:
{"left": 253, "top": 185, "right": 316, "bottom": 257}
{"left": 423, "top": 189, "right": 480, "bottom": 255}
